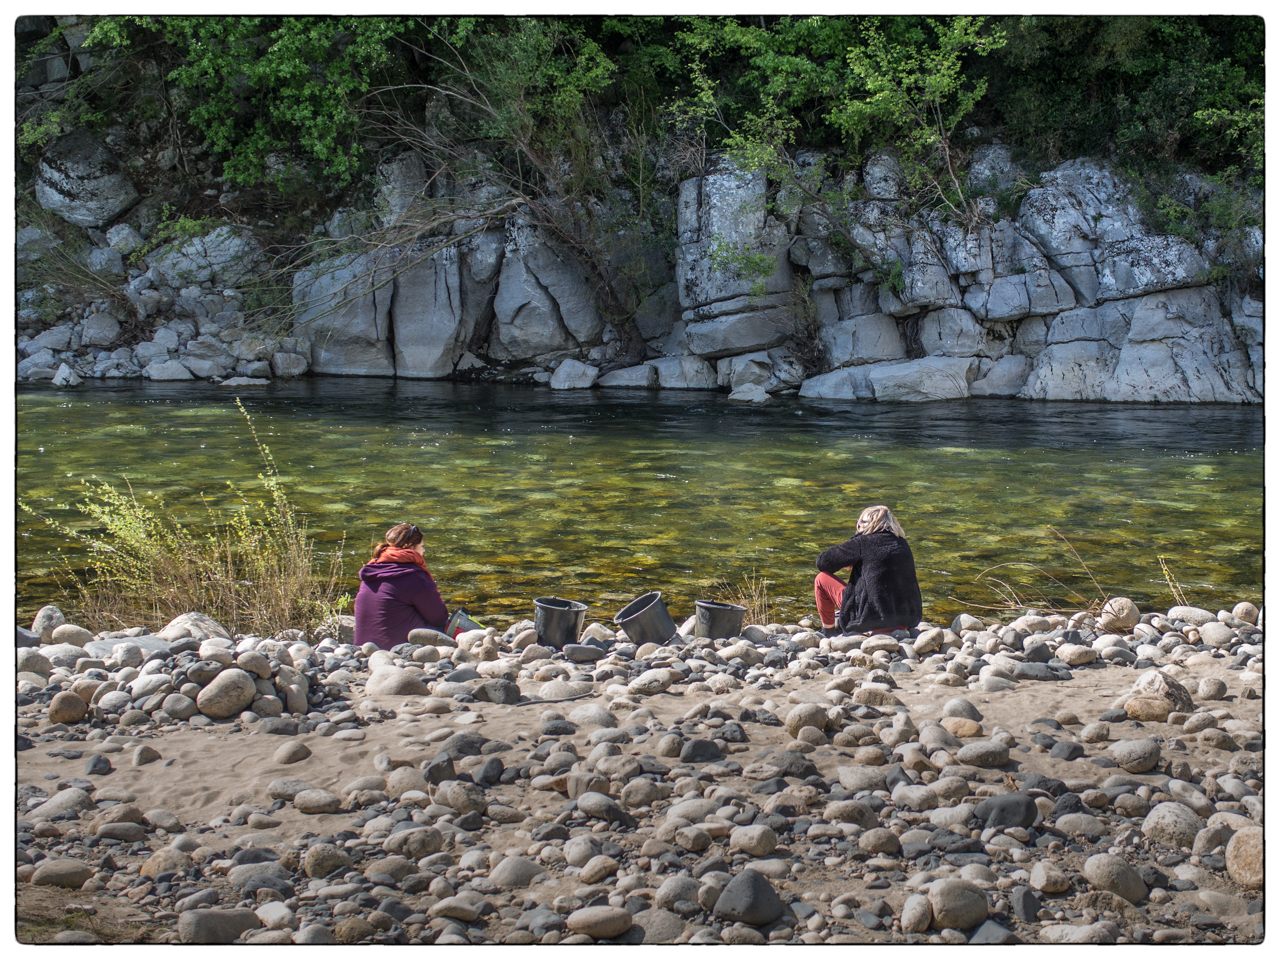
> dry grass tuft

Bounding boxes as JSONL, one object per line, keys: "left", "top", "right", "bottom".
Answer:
{"left": 951, "top": 526, "right": 1108, "bottom": 617}
{"left": 709, "top": 569, "right": 776, "bottom": 627}
{"left": 19, "top": 400, "right": 347, "bottom": 636}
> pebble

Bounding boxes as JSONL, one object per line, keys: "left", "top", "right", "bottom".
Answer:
{"left": 713, "top": 869, "right": 785, "bottom": 926}
{"left": 928, "top": 877, "right": 988, "bottom": 931}
{"left": 1083, "top": 853, "right": 1148, "bottom": 904}
{"left": 1142, "top": 802, "right": 1206, "bottom": 848}
{"left": 14, "top": 602, "right": 1264, "bottom": 946}
{"left": 566, "top": 905, "right": 633, "bottom": 939}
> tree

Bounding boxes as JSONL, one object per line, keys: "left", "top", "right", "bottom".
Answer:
{"left": 361, "top": 17, "right": 670, "bottom": 369}
{"left": 830, "top": 16, "right": 1006, "bottom": 223}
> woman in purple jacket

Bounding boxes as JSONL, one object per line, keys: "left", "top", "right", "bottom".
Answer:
{"left": 353, "top": 522, "right": 449, "bottom": 650}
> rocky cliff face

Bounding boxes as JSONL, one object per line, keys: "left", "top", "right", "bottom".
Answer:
{"left": 16, "top": 105, "right": 1262, "bottom": 402}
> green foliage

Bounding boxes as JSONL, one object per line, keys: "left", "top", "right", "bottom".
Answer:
{"left": 707, "top": 236, "right": 776, "bottom": 297}
{"left": 88, "top": 15, "right": 414, "bottom": 185}
{"left": 984, "top": 16, "right": 1263, "bottom": 182}
{"left": 831, "top": 17, "right": 1005, "bottom": 222}
{"left": 675, "top": 15, "right": 865, "bottom": 141}
{"left": 782, "top": 274, "right": 829, "bottom": 377}
{"left": 124, "top": 203, "right": 219, "bottom": 263}
{"left": 420, "top": 16, "right": 615, "bottom": 148}
{"left": 16, "top": 109, "right": 72, "bottom": 158}
{"left": 1128, "top": 168, "right": 1263, "bottom": 294}
{"left": 881, "top": 260, "right": 906, "bottom": 296}
{"left": 833, "top": 17, "right": 1004, "bottom": 151}
{"left": 18, "top": 401, "right": 347, "bottom": 635}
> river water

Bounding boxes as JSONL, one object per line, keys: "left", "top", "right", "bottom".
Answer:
{"left": 14, "top": 381, "right": 1264, "bottom": 630}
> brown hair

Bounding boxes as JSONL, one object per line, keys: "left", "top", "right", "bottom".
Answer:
{"left": 371, "top": 522, "right": 423, "bottom": 562}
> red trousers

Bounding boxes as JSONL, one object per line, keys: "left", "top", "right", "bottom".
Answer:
{"left": 814, "top": 571, "right": 907, "bottom": 635}
{"left": 814, "top": 571, "right": 847, "bottom": 626}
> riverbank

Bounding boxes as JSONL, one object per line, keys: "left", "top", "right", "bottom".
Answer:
{"left": 16, "top": 596, "right": 1263, "bottom": 945}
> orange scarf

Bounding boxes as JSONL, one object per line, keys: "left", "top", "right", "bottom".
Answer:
{"left": 374, "top": 546, "right": 428, "bottom": 572}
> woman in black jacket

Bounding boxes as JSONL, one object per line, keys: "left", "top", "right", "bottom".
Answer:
{"left": 815, "top": 505, "right": 923, "bottom": 636}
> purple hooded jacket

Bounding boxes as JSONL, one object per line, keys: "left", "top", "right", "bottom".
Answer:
{"left": 353, "top": 561, "right": 448, "bottom": 650}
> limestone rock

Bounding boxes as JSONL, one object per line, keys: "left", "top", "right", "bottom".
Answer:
{"left": 293, "top": 252, "right": 395, "bottom": 376}
{"left": 149, "top": 225, "right": 263, "bottom": 288}
{"left": 869, "top": 356, "right": 979, "bottom": 401}
{"left": 1083, "top": 853, "right": 1147, "bottom": 904}
{"left": 1142, "top": 802, "right": 1205, "bottom": 849}
{"left": 598, "top": 364, "right": 658, "bottom": 388}
{"left": 648, "top": 356, "right": 717, "bottom": 390}
{"left": 1099, "top": 597, "right": 1140, "bottom": 632}
{"left": 1225, "top": 827, "right": 1263, "bottom": 890}
{"left": 392, "top": 247, "right": 470, "bottom": 379}
{"left": 550, "top": 358, "right": 600, "bottom": 389}
{"left": 196, "top": 668, "right": 257, "bottom": 719}
{"left": 928, "top": 877, "right": 988, "bottom": 930}
{"left": 36, "top": 129, "right": 139, "bottom": 227}
{"left": 31, "top": 858, "right": 94, "bottom": 888}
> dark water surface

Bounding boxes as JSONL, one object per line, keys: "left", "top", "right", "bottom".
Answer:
{"left": 15, "top": 381, "right": 1264, "bottom": 629}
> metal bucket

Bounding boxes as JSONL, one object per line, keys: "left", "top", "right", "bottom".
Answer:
{"left": 614, "top": 591, "right": 679, "bottom": 647}
{"left": 533, "top": 596, "right": 588, "bottom": 649}
{"left": 694, "top": 599, "right": 747, "bottom": 640}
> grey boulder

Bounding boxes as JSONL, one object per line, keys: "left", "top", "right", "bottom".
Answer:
{"left": 36, "top": 129, "right": 139, "bottom": 227}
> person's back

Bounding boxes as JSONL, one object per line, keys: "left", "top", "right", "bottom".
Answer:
{"left": 814, "top": 505, "right": 922, "bottom": 635}
{"left": 833, "top": 529, "right": 921, "bottom": 632}
{"left": 353, "top": 522, "right": 448, "bottom": 649}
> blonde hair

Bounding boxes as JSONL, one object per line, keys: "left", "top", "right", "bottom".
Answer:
{"left": 856, "top": 505, "right": 905, "bottom": 538}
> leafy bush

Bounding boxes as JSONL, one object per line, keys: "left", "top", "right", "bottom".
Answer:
{"left": 87, "top": 15, "right": 414, "bottom": 185}
{"left": 983, "top": 15, "right": 1263, "bottom": 183}
{"left": 19, "top": 402, "right": 347, "bottom": 635}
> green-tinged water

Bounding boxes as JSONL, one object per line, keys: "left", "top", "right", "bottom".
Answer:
{"left": 15, "top": 381, "right": 1264, "bottom": 630}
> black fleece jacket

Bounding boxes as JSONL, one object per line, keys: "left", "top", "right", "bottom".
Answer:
{"left": 815, "top": 529, "right": 923, "bottom": 632}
